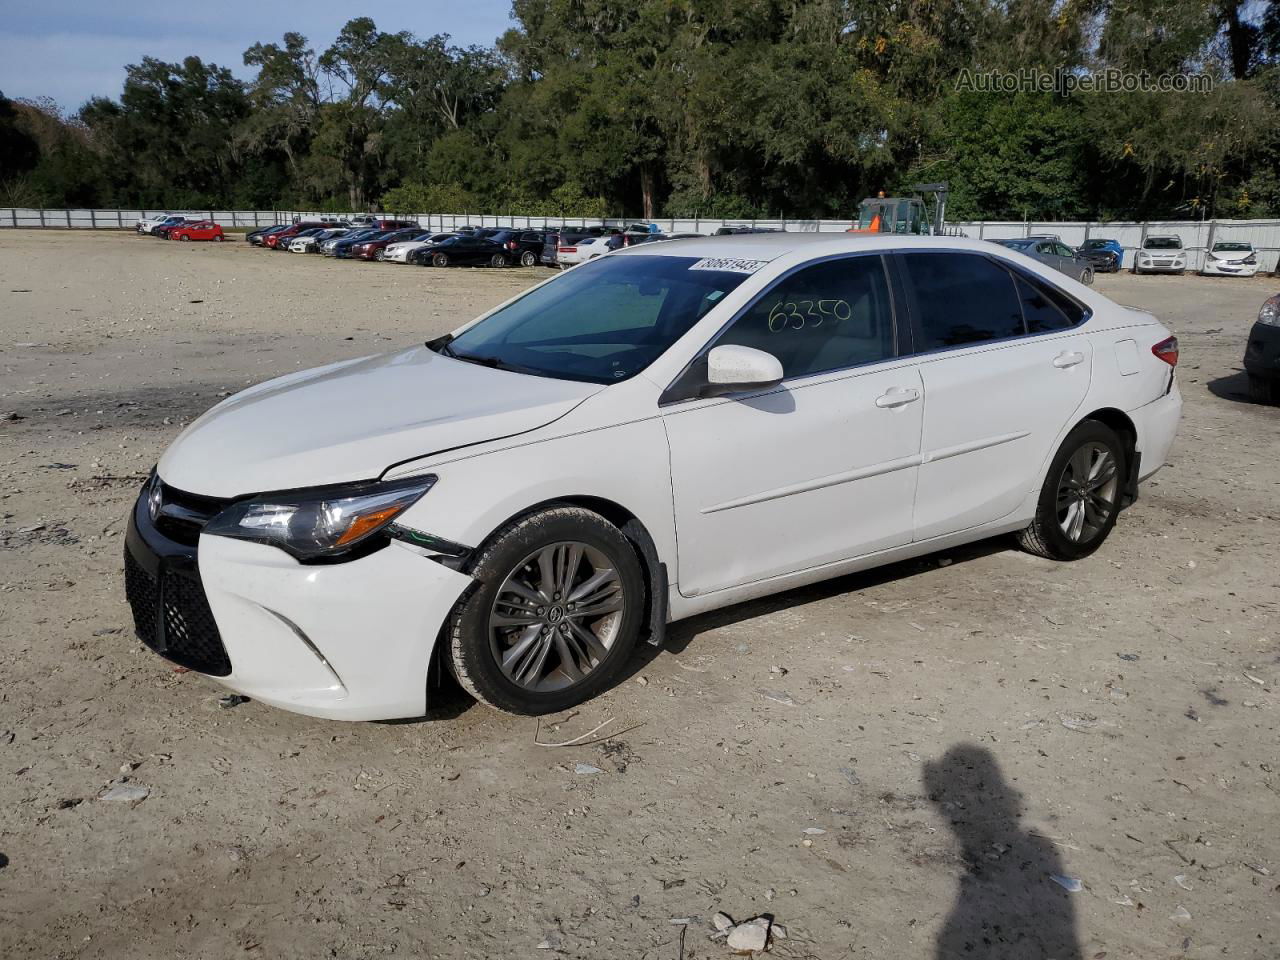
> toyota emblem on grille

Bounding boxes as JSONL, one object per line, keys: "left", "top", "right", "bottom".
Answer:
{"left": 148, "top": 480, "right": 163, "bottom": 523}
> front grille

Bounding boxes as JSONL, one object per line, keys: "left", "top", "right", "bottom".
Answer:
{"left": 154, "top": 483, "right": 227, "bottom": 547}
{"left": 123, "top": 548, "right": 232, "bottom": 676}
{"left": 124, "top": 549, "right": 158, "bottom": 645}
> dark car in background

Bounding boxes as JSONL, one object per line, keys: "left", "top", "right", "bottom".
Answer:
{"left": 1077, "top": 238, "right": 1124, "bottom": 272}
{"left": 994, "top": 237, "right": 1095, "bottom": 285}
{"left": 489, "top": 229, "right": 549, "bottom": 266}
{"left": 349, "top": 228, "right": 430, "bottom": 261}
{"left": 422, "top": 234, "right": 513, "bottom": 267}
{"left": 264, "top": 222, "right": 329, "bottom": 249}
{"left": 331, "top": 229, "right": 392, "bottom": 259}
{"left": 247, "top": 225, "right": 289, "bottom": 246}
{"left": 1245, "top": 293, "right": 1280, "bottom": 404}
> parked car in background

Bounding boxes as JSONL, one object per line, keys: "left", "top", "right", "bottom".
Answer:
{"left": 331, "top": 230, "right": 393, "bottom": 259}
{"left": 712, "top": 226, "right": 782, "bottom": 235}
{"left": 248, "top": 225, "right": 289, "bottom": 247}
{"left": 275, "top": 227, "right": 325, "bottom": 251}
{"left": 994, "top": 238, "right": 1095, "bottom": 285}
{"left": 350, "top": 229, "right": 430, "bottom": 261}
{"left": 125, "top": 233, "right": 1181, "bottom": 719}
{"left": 263, "top": 223, "right": 320, "bottom": 249}
{"left": 323, "top": 229, "right": 381, "bottom": 257}
{"left": 556, "top": 235, "right": 616, "bottom": 267}
{"left": 136, "top": 214, "right": 189, "bottom": 235}
{"left": 1076, "top": 238, "right": 1123, "bottom": 273}
{"left": 1133, "top": 236, "right": 1186, "bottom": 274}
{"left": 387, "top": 233, "right": 457, "bottom": 263}
{"left": 422, "top": 234, "right": 514, "bottom": 267}
{"left": 1244, "top": 293, "right": 1280, "bottom": 403}
{"left": 1200, "top": 241, "right": 1259, "bottom": 277}
{"left": 153, "top": 218, "right": 197, "bottom": 239}
{"left": 169, "top": 221, "right": 225, "bottom": 242}
{"left": 490, "top": 230, "right": 549, "bottom": 266}
{"left": 289, "top": 228, "right": 348, "bottom": 253}
{"left": 540, "top": 228, "right": 606, "bottom": 266}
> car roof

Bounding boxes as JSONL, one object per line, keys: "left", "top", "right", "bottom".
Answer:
{"left": 618, "top": 233, "right": 1013, "bottom": 262}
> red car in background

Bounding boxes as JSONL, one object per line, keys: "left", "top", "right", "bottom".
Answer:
{"left": 349, "top": 227, "right": 429, "bottom": 261}
{"left": 263, "top": 222, "right": 328, "bottom": 249}
{"left": 169, "top": 221, "right": 225, "bottom": 242}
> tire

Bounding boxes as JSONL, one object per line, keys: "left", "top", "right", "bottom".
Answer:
{"left": 1080, "top": 267, "right": 1094, "bottom": 286}
{"left": 1176, "top": 268, "right": 1185, "bottom": 276}
{"left": 215, "top": 234, "right": 224, "bottom": 242}
{"left": 520, "top": 250, "right": 537, "bottom": 267}
{"left": 448, "top": 506, "right": 645, "bottom": 716}
{"left": 490, "top": 253, "right": 508, "bottom": 268}
{"left": 374, "top": 249, "right": 385, "bottom": 261}
{"left": 179, "top": 235, "right": 190, "bottom": 242}
{"left": 1248, "top": 375, "right": 1280, "bottom": 405}
{"left": 1017, "top": 420, "right": 1125, "bottom": 561}
{"left": 433, "top": 252, "right": 450, "bottom": 267}
{"left": 1131, "top": 266, "right": 1139, "bottom": 275}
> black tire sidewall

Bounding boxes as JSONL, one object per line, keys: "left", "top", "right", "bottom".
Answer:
{"left": 450, "top": 508, "right": 645, "bottom": 715}
{"left": 1034, "top": 421, "right": 1126, "bottom": 560}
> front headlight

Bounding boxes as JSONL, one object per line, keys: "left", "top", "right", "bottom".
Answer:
{"left": 204, "top": 475, "right": 436, "bottom": 561}
{"left": 1260, "top": 294, "right": 1280, "bottom": 327}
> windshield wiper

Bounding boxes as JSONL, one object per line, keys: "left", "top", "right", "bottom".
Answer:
{"left": 446, "top": 350, "right": 547, "bottom": 377}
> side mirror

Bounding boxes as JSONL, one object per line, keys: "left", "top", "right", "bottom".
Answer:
{"left": 703, "top": 345, "right": 784, "bottom": 396}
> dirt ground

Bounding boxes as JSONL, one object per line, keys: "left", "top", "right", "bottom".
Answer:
{"left": 1, "top": 229, "right": 1277, "bottom": 960}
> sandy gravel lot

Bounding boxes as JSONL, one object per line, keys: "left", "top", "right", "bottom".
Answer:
{"left": 1, "top": 230, "right": 1277, "bottom": 960}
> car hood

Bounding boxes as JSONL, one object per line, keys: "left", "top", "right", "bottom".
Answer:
{"left": 158, "top": 346, "right": 602, "bottom": 498}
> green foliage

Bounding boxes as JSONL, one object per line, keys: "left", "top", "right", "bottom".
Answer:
{"left": 8, "top": 7, "right": 1280, "bottom": 221}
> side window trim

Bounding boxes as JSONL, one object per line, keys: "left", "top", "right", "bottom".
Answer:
{"left": 1000, "top": 260, "right": 1094, "bottom": 330}
{"left": 659, "top": 252, "right": 903, "bottom": 406}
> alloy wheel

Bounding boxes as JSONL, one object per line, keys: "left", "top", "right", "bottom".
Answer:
{"left": 1056, "top": 442, "right": 1118, "bottom": 543}
{"left": 521, "top": 251, "right": 536, "bottom": 267}
{"left": 490, "top": 253, "right": 507, "bottom": 267}
{"left": 488, "top": 541, "right": 625, "bottom": 693}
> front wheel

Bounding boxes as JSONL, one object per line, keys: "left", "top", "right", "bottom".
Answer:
{"left": 432, "top": 252, "right": 450, "bottom": 267}
{"left": 1080, "top": 267, "right": 1094, "bottom": 285}
{"left": 1017, "top": 420, "right": 1125, "bottom": 561}
{"left": 374, "top": 249, "right": 385, "bottom": 261}
{"left": 489, "top": 253, "right": 508, "bottom": 267}
{"left": 215, "top": 234, "right": 224, "bottom": 242}
{"left": 520, "top": 250, "right": 537, "bottom": 267}
{"left": 448, "top": 506, "right": 645, "bottom": 715}
{"left": 179, "top": 235, "right": 190, "bottom": 242}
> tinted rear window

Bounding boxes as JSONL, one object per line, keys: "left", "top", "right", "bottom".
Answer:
{"left": 901, "top": 253, "right": 1025, "bottom": 350}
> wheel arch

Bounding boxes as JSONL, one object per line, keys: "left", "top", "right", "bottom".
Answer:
{"left": 1076, "top": 406, "right": 1138, "bottom": 506}
{"left": 425, "top": 493, "right": 668, "bottom": 705}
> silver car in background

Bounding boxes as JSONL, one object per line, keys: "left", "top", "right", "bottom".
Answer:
{"left": 994, "top": 238, "right": 1095, "bottom": 285}
{"left": 1133, "top": 236, "right": 1186, "bottom": 275}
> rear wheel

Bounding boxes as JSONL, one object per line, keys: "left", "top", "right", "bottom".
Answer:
{"left": 448, "top": 506, "right": 644, "bottom": 715}
{"left": 433, "top": 252, "right": 450, "bottom": 267}
{"left": 1018, "top": 420, "right": 1125, "bottom": 561}
{"left": 1248, "top": 375, "right": 1280, "bottom": 405}
{"left": 520, "top": 250, "right": 537, "bottom": 267}
{"left": 179, "top": 235, "right": 190, "bottom": 242}
{"left": 215, "top": 234, "right": 224, "bottom": 242}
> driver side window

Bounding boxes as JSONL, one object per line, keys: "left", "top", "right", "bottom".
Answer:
{"left": 714, "top": 255, "right": 896, "bottom": 379}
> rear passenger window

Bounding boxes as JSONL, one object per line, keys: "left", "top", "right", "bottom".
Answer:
{"left": 901, "top": 252, "right": 1024, "bottom": 349}
{"left": 716, "top": 256, "right": 895, "bottom": 378}
{"left": 1013, "top": 273, "right": 1085, "bottom": 332}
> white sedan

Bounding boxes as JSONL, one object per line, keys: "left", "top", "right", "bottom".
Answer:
{"left": 125, "top": 234, "right": 1182, "bottom": 720}
{"left": 1200, "top": 241, "right": 1259, "bottom": 277}
{"left": 556, "top": 235, "right": 617, "bottom": 266}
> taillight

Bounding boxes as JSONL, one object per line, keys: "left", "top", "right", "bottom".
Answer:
{"left": 559, "top": 246, "right": 576, "bottom": 253}
{"left": 1152, "top": 336, "right": 1179, "bottom": 366}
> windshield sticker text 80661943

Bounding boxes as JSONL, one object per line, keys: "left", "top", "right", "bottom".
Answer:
{"left": 688, "top": 257, "right": 772, "bottom": 274}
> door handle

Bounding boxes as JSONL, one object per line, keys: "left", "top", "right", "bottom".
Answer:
{"left": 875, "top": 387, "right": 921, "bottom": 408}
{"left": 1052, "top": 351, "right": 1085, "bottom": 369}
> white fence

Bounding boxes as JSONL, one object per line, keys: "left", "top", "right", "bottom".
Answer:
{"left": 4, "top": 207, "right": 1278, "bottom": 272}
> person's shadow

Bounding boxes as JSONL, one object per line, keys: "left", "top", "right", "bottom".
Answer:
{"left": 924, "top": 745, "right": 1084, "bottom": 960}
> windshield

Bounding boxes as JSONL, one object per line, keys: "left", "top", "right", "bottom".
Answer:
{"left": 1213, "top": 242, "right": 1251, "bottom": 252}
{"left": 1085, "top": 239, "right": 1112, "bottom": 249}
{"left": 1144, "top": 237, "right": 1182, "bottom": 249}
{"left": 438, "top": 255, "right": 752, "bottom": 384}
{"left": 997, "top": 239, "right": 1033, "bottom": 249}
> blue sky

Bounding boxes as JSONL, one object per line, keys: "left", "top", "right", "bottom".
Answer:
{"left": 0, "top": 2, "right": 516, "bottom": 112}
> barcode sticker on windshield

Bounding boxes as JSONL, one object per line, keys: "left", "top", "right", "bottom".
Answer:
{"left": 688, "top": 257, "right": 771, "bottom": 274}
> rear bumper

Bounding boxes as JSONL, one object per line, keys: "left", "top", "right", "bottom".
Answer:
{"left": 1244, "top": 321, "right": 1280, "bottom": 381}
{"left": 124, "top": 484, "right": 474, "bottom": 721}
{"left": 1131, "top": 382, "right": 1182, "bottom": 481}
